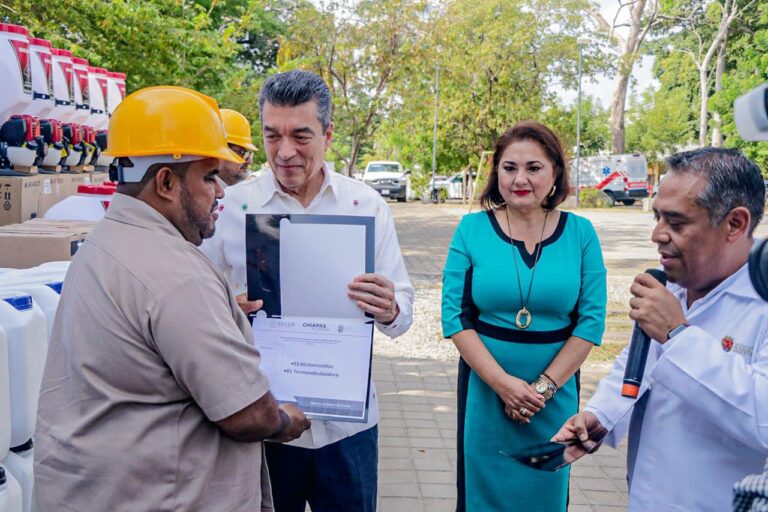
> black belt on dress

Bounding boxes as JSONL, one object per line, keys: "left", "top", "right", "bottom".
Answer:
{"left": 474, "top": 318, "right": 574, "bottom": 344}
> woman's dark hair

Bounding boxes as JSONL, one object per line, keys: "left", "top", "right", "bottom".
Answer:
{"left": 479, "top": 121, "right": 570, "bottom": 211}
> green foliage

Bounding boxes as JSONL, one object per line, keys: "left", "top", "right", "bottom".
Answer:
{"left": 579, "top": 187, "right": 611, "bottom": 208}
{"left": 631, "top": 0, "right": 768, "bottom": 169}
{"left": 279, "top": 0, "right": 430, "bottom": 175}
{"left": 409, "top": 171, "right": 431, "bottom": 199}
{"left": 710, "top": 3, "right": 768, "bottom": 174}
{"left": 541, "top": 95, "right": 611, "bottom": 157}
{"left": 624, "top": 46, "right": 699, "bottom": 161}
{"left": 26, "top": 0, "right": 764, "bottom": 177}
{"left": 3, "top": 0, "right": 286, "bottom": 154}
{"left": 370, "top": 0, "right": 605, "bottom": 179}
{"left": 626, "top": 84, "right": 697, "bottom": 162}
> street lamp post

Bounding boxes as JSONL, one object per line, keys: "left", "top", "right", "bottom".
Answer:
{"left": 431, "top": 64, "right": 440, "bottom": 202}
{"left": 575, "top": 38, "right": 588, "bottom": 209}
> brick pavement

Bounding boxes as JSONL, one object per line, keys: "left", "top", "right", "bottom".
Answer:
{"left": 375, "top": 202, "right": 768, "bottom": 511}
{"left": 376, "top": 203, "right": 636, "bottom": 511}
{"left": 374, "top": 356, "right": 628, "bottom": 512}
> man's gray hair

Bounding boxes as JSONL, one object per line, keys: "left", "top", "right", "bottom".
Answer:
{"left": 258, "top": 70, "right": 332, "bottom": 132}
{"left": 667, "top": 147, "right": 766, "bottom": 235}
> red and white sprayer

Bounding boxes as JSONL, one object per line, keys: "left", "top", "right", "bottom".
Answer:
{"left": 0, "top": 22, "right": 126, "bottom": 174}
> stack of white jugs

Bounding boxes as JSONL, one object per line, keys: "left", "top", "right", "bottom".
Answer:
{"left": 0, "top": 261, "right": 69, "bottom": 512}
{"left": 0, "top": 22, "right": 126, "bottom": 173}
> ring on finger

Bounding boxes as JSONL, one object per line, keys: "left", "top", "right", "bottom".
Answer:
{"left": 519, "top": 407, "right": 529, "bottom": 416}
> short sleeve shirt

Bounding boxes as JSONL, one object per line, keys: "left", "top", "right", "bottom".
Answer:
{"left": 33, "top": 193, "right": 273, "bottom": 511}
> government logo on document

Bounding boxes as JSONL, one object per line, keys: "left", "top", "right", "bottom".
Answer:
{"left": 722, "top": 336, "right": 734, "bottom": 352}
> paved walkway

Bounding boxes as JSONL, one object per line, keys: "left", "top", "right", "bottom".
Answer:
{"left": 375, "top": 202, "right": 767, "bottom": 511}
{"left": 375, "top": 203, "right": 648, "bottom": 511}
{"left": 374, "top": 357, "right": 628, "bottom": 512}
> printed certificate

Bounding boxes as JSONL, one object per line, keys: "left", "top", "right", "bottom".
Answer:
{"left": 246, "top": 213, "right": 376, "bottom": 422}
{"left": 252, "top": 317, "right": 373, "bottom": 422}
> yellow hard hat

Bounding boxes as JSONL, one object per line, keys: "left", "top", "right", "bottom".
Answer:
{"left": 220, "top": 108, "right": 258, "bottom": 152}
{"left": 105, "top": 86, "right": 243, "bottom": 164}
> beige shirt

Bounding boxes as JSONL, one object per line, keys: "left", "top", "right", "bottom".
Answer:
{"left": 33, "top": 193, "right": 273, "bottom": 511}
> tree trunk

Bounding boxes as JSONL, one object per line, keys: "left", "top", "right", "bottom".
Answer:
{"left": 699, "top": 66, "right": 709, "bottom": 147}
{"left": 711, "top": 33, "right": 727, "bottom": 147}
{"left": 347, "top": 138, "right": 361, "bottom": 177}
{"left": 611, "top": 69, "right": 631, "bottom": 154}
{"left": 591, "top": 0, "right": 656, "bottom": 155}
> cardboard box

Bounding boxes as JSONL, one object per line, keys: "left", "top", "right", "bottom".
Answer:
{"left": 0, "top": 175, "right": 44, "bottom": 226}
{"left": 0, "top": 219, "right": 96, "bottom": 268}
{"left": 90, "top": 172, "right": 109, "bottom": 185}
{"left": 39, "top": 175, "right": 68, "bottom": 216}
{"left": 62, "top": 173, "right": 92, "bottom": 196}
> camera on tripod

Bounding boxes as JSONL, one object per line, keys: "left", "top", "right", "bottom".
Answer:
{"left": 736, "top": 82, "right": 768, "bottom": 300}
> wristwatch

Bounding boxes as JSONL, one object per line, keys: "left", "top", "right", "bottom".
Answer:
{"left": 666, "top": 323, "right": 690, "bottom": 341}
{"left": 533, "top": 374, "right": 557, "bottom": 401}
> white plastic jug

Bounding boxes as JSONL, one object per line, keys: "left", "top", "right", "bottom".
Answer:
{"left": 87, "top": 67, "right": 109, "bottom": 130}
{"left": 0, "top": 23, "right": 32, "bottom": 123}
{"left": 25, "top": 38, "right": 54, "bottom": 119}
{"left": 44, "top": 184, "right": 113, "bottom": 221}
{"left": 0, "top": 325, "right": 10, "bottom": 462}
{"left": 0, "top": 465, "right": 22, "bottom": 512}
{"left": 0, "top": 281, "right": 61, "bottom": 341}
{"left": 0, "top": 267, "right": 68, "bottom": 285}
{"left": 0, "top": 292, "right": 47, "bottom": 449}
{"left": 69, "top": 57, "right": 90, "bottom": 125}
{"left": 32, "top": 261, "right": 70, "bottom": 275}
{"left": 4, "top": 445, "right": 33, "bottom": 512}
{"left": 105, "top": 71, "right": 126, "bottom": 116}
{"left": 49, "top": 48, "right": 75, "bottom": 122}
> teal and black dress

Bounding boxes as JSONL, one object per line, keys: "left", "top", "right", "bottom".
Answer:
{"left": 441, "top": 210, "right": 606, "bottom": 511}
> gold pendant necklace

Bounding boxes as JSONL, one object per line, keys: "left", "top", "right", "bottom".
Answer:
{"left": 506, "top": 208, "right": 549, "bottom": 330}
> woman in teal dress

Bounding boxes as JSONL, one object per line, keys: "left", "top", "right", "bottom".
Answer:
{"left": 442, "top": 121, "right": 607, "bottom": 511}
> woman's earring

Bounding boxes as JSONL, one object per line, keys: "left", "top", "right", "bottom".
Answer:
{"left": 549, "top": 185, "right": 556, "bottom": 197}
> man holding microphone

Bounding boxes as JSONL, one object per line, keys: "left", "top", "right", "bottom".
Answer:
{"left": 553, "top": 147, "right": 768, "bottom": 511}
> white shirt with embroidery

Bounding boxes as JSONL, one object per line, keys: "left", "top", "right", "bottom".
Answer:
{"left": 585, "top": 264, "right": 768, "bottom": 511}
{"left": 200, "top": 168, "right": 414, "bottom": 449}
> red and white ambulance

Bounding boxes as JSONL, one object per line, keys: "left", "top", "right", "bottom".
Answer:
{"left": 570, "top": 153, "right": 649, "bottom": 206}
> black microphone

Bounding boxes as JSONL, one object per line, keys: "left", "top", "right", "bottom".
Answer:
{"left": 621, "top": 268, "right": 668, "bottom": 399}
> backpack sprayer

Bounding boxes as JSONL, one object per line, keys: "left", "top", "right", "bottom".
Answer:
{"left": 0, "top": 22, "right": 126, "bottom": 175}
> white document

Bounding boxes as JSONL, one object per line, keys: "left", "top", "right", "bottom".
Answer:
{"left": 279, "top": 219, "right": 367, "bottom": 320}
{"left": 252, "top": 316, "right": 374, "bottom": 422}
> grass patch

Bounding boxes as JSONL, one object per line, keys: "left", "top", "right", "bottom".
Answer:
{"left": 588, "top": 340, "right": 627, "bottom": 362}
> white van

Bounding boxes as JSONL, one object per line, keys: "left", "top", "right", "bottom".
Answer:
{"left": 570, "top": 154, "right": 649, "bottom": 206}
{"left": 361, "top": 161, "right": 410, "bottom": 202}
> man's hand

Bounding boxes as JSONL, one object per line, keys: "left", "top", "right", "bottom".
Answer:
{"left": 551, "top": 411, "right": 607, "bottom": 461}
{"left": 348, "top": 273, "right": 399, "bottom": 324}
{"left": 628, "top": 273, "right": 687, "bottom": 343}
{"left": 269, "top": 403, "right": 311, "bottom": 443}
{"left": 236, "top": 293, "right": 263, "bottom": 316}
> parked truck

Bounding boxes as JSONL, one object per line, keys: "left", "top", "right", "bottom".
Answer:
{"left": 361, "top": 160, "right": 410, "bottom": 202}
{"left": 569, "top": 154, "right": 649, "bottom": 206}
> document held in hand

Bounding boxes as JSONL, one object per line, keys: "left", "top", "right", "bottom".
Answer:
{"left": 246, "top": 214, "right": 375, "bottom": 422}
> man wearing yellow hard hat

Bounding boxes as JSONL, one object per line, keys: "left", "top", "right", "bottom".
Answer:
{"left": 33, "top": 85, "right": 309, "bottom": 511}
{"left": 219, "top": 108, "right": 258, "bottom": 186}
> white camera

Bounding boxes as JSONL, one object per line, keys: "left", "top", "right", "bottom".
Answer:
{"left": 735, "top": 83, "right": 768, "bottom": 141}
